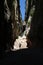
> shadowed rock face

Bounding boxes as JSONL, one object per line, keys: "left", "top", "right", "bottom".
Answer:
{"left": 0, "top": 0, "right": 7, "bottom": 51}
{"left": 27, "top": 0, "right": 43, "bottom": 48}
{"left": 25, "top": 0, "right": 36, "bottom": 23}
{"left": 25, "top": 0, "right": 31, "bottom": 23}
{"left": 11, "top": 0, "right": 22, "bottom": 47}
{"left": 3, "top": 0, "right": 22, "bottom": 51}
{"left": 4, "top": 0, "right": 12, "bottom": 50}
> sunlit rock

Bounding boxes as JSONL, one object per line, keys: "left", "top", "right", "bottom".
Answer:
{"left": 13, "top": 35, "right": 28, "bottom": 50}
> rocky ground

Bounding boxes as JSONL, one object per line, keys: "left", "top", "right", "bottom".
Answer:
{"left": 13, "top": 35, "right": 28, "bottom": 50}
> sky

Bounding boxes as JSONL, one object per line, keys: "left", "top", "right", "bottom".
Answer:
{"left": 20, "top": 0, "right": 26, "bottom": 21}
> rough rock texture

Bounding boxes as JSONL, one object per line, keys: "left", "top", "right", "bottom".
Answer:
{"left": 13, "top": 35, "right": 28, "bottom": 51}
{"left": 11, "top": 0, "right": 22, "bottom": 44}
{"left": 25, "top": 0, "right": 35, "bottom": 23}
{"left": 4, "top": 0, "right": 22, "bottom": 50}
{"left": 27, "top": 0, "right": 43, "bottom": 48}
{"left": 25, "top": 0, "right": 31, "bottom": 23}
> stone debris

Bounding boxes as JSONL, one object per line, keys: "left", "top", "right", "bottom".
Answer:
{"left": 12, "top": 26, "right": 30, "bottom": 51}
{"left": 13, "top": 35, "right": 28, "bottom": 51}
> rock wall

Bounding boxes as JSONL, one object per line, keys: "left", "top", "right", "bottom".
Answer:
{"left": 4, "top": 0, "right": 22, "bottom": 50}
{"left": 11, "top": 0, "right": 22, "bottom": 46}
{"left": 27, "top": 0, "right": 43, "bottom": 48}
{"left": 25, "top": 0, "right": 31, "bottom": 23}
